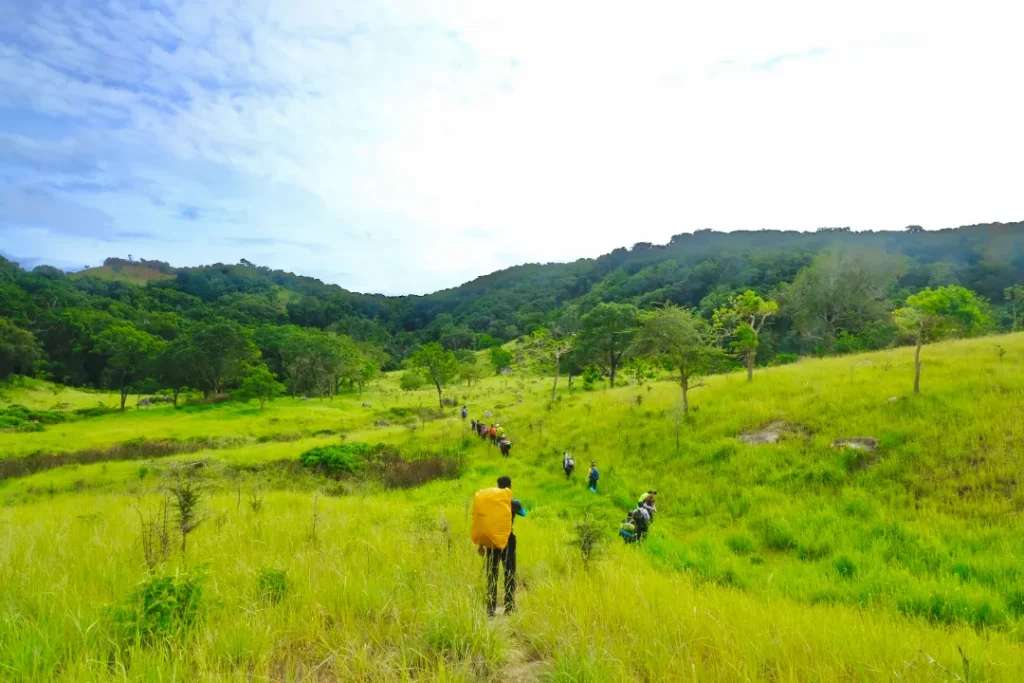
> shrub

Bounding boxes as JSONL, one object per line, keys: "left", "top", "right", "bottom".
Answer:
{"left": 752, "top": 519, "right": 797, "bottom": 553}
{"left": 299, "top": 442, "right": 374, "bottom": 474}
{"left": 257, "top": 568, "right": 288, "bottom": 605}
{"left": 1004, "top": 589, "right": 1024, "bottom": 617}
{"left": 833, "top": 555, "right": 857, "bottom": 579}
{"left": 725, "top": 534, "right": 755, "bottom": 555}
{"left": 110, "top": 570, "right": 205, "bottom": 645}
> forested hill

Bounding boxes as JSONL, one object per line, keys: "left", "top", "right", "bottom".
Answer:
{"left": 2, "top": 221, "right": 1023, "bottom": 389}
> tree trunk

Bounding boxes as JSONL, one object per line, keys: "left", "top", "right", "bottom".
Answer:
{"left": 119, "top": 387, "right": 129, "bottom": 411}
{"left": 913, "top": 337, "right": 922, "bottom": 394}
{"left": 746, "top": 350, "right": 755, "bottom": 382}
{"left": 551, "top": 367, "right": 559, "bottom": 401}
{"left": 172, "top": 388, "right": 180, "bottom": 407}
{"left": 680, "top": 374, "right": 689, "bottom": 415}
{"left": 608, "top": 355, "right": 617, "bottom": 388}
{"left": 436, "top": 382, "right": 444, "bottom": 409}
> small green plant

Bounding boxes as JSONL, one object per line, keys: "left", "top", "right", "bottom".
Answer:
{"left": 110, "top": 570, "right": 205, "bottom": 645}
{"left": 256, "top": 568, "right": 288, "bottom": 605}
{"left": 166, "top": 463, "right": 203, "bottom": 554}
{"left": 834, "top": 555, "right": 856, "bottom": 579}
{"left": 726, "top": 533, "right": 755, "bottom": 556}
{"left": 572, "top": 513, "right": 605, "bottom": 568}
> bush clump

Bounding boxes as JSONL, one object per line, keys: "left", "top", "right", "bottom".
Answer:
{"left": 257, "top": 568, "right": 288, "bottom": 605}
{"left": 0, "top": 404, "right": 67, "bottom": 432}
{"left": 109, "top": 570, "right": 205, "bottom": 645}
{"left": 299, "top": 442, "right": 376, "bottom": 474}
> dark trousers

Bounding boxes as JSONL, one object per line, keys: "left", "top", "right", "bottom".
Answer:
{"left": 485, "top": 534, "right": 517, "bottom": 614}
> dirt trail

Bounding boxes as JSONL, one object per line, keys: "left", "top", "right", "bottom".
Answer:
{"left": 492, "top": 611, "right": 547, "bottom": 682}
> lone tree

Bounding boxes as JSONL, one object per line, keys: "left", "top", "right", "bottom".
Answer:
{"left": 95, "top": 323, "right": 163, "bottom": 410}
{"left": 712, "top": 290, "right": 778, "bottom": 382}
{"left": 523, "top": 327, "right": 576, "bottom": 400}
{"left": 236, "top": 363, "right": 284, "bottom": 409}
{"left": 633, "top": 305, "right": 722, "bottom": 415}
{"left": 489, "top": 347, "right": 513, "bottom": 375}
{"left": 410, "top": 342, "right": 459, "bottom": 408}
{"left": 893, "top": 285, "right": 990, "bottom": 394}
{"left": 577, "top": 302, "right": 638, "bottom": 388}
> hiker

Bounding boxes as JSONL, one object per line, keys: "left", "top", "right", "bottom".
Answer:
{"left": 618, "top": 492, "right": 658, "bottom": 543}
{"left": 587, "top": 462, "right": 599, "bottom": 492}
{"left": 499, "top": 437, "right": 512, "bottom": 458}
{"left": 488, "top": 424, "right": 499, "bottom": 443}
{"left": 637, "top": 490, "right": 657, "bottom": 519}
{"left": 461, "top": 405, "right": 468, "bottom": 419}
{"left": 471, "top": 475, "right": 526, "bottom": 616}
{"left": 470, "top": 418, "right": 477, "bottom": 433}
{"left": 562, "top": 451, "right": 575, "bottom": 478}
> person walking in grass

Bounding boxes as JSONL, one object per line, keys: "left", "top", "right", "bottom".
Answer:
{"left": 499, "top": 437, "right": 512, "bottom": 457}
{"left": 562, "top": 451, "right": 575, "bottom": 478}
{"left": 461, "top": 405, "right": 468, "bottom": 419}
{"left": 587, "top": 462, "right": 599, "bottom": 492}
{"left": 473, "top": 475, "right": 526, "bottom": 616}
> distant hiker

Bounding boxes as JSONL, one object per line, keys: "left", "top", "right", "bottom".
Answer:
{"left": 488, "top": 424, "right": 499, "bottom": 443}
{"left": 562, "top": 451, "right": 575, "bottom": 478}
{"left": 587, "top": 462, "right": 599, "bottom": 492}
{"left": 499, "top": 437, "right": 512, "bottom": 457}
{"left": 461, "top": 405, "right": 468, "bottom": 419}
{"left": 471, "top": 475, "right": 526, "bottom": 616}
{"left": 470, "top": 419, "right": 477, "bottom": 433}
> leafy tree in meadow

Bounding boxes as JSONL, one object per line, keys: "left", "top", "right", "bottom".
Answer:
{"left": 577, "top": 302, "right": 638, "bottom": 388}
{"left": 632, "top": 305, "right": 722, "bottom": 415}
{"left": 713, "top": 290, "right": 779, "bottom": 382}
{"left": 95, "top": 323, "right": 164, "bottom": 410}
{"left": 399, "top": 370, "right": 426, "bottom": 391}
{"left": 236, "top": 363, "right": 285, "bottom": 409}
{"left": 489, "top": 346, "right": 513, "bottom": 375}
{"left": 0, "top": 318, "right": 42, "bottom": 379}
{"left": 411, "top": 342, "right": 459, "bottom": 408}
{"left": 186, "top": 321, "right": 258, "bottom": 397}
{"left": 455, "top": 351, "right": 484, "bottom": 387}
{"left": 785, "top": 249, "right": 903, "bottom": 353}
{"left": 522, "top": 327, "right": 576, "bottom": 400}
{"left": 893, "top": 285, "right": 990, "bottom": 394}
{"left": 1005, "top": 284, "right": 1024, "bottom": 331}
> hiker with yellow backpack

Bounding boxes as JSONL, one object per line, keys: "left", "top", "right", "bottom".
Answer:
{"left": 471, "top": 476, "right": 526, "bottom": 616}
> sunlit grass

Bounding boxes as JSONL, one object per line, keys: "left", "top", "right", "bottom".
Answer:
{"left": 1, "top": 333, "right": 1023, "bottom": 679}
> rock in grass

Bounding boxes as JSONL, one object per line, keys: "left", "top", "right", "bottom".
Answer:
{"left": 831, "top": 437, "right": 878, "bottom": 451}
{"left": 739, "top": 421, "right": 791, "bottom": 444}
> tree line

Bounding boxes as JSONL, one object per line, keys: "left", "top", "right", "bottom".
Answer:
{"left": 1, "top": 222, "right": 1022, "bottom": 407}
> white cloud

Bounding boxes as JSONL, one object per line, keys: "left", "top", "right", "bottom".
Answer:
{"left": 1, "top": 0, "right": 1022, "bottom": 293}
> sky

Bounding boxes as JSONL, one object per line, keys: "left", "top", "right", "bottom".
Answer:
{"left": 1, "top": 1, "right": 1023, "bottom": 295}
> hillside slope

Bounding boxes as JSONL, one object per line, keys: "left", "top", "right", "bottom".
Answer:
{"left": 1, "top": 334, "right": 1023, "bottom": 680}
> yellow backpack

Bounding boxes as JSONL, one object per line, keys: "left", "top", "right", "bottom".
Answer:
{"left": 471, "top": 487, "right": 513, "bottom": 550}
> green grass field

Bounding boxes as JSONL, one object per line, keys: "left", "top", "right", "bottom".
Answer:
{"left": 2, "top": 334, "right": 1023, "bottom": 681}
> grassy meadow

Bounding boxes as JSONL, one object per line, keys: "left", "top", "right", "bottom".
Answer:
{"left": 2, "top": 334, "right": 1024, "bottom": 681}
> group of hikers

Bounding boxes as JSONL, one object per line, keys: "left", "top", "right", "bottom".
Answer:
{"left": 465, "top": 408, "right": 658, "bottom": 615}
{"left": 561, "top": 450, "right": 600, "bottom": 492}
{"left": 468, "top": 408, "right": 513, "bottom": 457}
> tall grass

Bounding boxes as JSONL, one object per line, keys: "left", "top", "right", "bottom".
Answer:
{"left": 1, "top": 333, "right": 1023, "bottom": 679}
